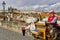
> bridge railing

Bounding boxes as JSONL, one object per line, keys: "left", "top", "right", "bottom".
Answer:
{"left": 0, "top": 20, "right": 31, "bottom": 35}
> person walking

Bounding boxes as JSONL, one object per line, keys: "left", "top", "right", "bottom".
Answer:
{"left": 22, "top": 26, "right": 26, "bottom": 36}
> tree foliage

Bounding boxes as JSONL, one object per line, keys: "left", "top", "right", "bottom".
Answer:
{"left": 56, "top": 12, "right": 60, "bottom": 16}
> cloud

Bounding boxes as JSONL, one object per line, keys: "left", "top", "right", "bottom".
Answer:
{"left": 48, "top": 3, "right": 60, "bottom": 12}
{"left": 19, "top": 2, "right": 60, "bottom": 12}
{"left": 0, "top": 0, "right": 60, "bottom": 12}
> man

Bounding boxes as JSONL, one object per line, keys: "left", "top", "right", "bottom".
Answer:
{"left": 46, "top": 10, "right": 58, "bottom": 39}
{"left": 26, "top": 22, "right": 35, "bottom": 32}
{"left": 47, "top": 10, "right": 58, "bottom": 28}
{"left": 25, "top": 22, "right": 35, "bottom": 36}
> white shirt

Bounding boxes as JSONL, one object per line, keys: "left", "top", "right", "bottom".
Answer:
{"left": 26, "top": 23, "right": 35, "bottom": 31}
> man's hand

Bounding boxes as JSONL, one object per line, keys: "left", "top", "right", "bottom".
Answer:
{"left": 45, "top": 22, "right": 54, "bottom": 26}
{"left": 45, "top": 21, "right": 50, "bottom": 24}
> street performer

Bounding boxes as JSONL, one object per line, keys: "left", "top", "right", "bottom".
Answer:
{"left": 47, "top": 10, "right": 58, "bottom": 28}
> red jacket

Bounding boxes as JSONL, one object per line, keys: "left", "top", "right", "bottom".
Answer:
{"left": 48, "top": 16, "right": 57, "bottom": 28}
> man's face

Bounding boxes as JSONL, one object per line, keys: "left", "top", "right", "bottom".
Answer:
{"left": 50, "top": 13, "right": 54, "bottom": 16}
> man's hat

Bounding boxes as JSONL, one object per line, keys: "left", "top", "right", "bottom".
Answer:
{"left": 49, "top": 10, "right": 55, "bottom": 14}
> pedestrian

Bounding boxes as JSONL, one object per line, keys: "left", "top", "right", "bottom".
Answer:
{"left": 22, "top": 26, "right": 26, "bottom": 36}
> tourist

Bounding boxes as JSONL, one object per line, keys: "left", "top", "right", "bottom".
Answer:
{"left": 22, "top": 26, "right": 26, "bottom": 36}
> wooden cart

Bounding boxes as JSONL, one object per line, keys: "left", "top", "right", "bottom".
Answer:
{"left": 32, "top": 22, "right": 60, "bottom": 40}
{"left": 32, "top": 22, "right": 52, "bottom": 40}
{"left": 32, "top": 22, "right": 47, "bottom": 40}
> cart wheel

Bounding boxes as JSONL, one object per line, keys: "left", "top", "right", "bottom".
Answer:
{"left": 51, "top": 33, "right": 57, "bottom": 40}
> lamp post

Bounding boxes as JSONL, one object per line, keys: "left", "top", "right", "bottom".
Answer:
{"left": 2, "top": 1, "right": 6, "bottom": 21}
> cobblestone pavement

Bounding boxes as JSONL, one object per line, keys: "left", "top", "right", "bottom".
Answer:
{"left": 0, "top": 27, "right": 35, "bottom": 40}
{"left": 0, "top": 26, "right": 60, "bottom": 40}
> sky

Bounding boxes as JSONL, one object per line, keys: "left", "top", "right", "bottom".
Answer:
{"left": 0, "top": 0, "right": 60, "bottom": 12}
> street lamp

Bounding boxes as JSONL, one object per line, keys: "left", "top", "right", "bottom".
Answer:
{"left": 2, "top": 1, "right": 6, "bottom": 21}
